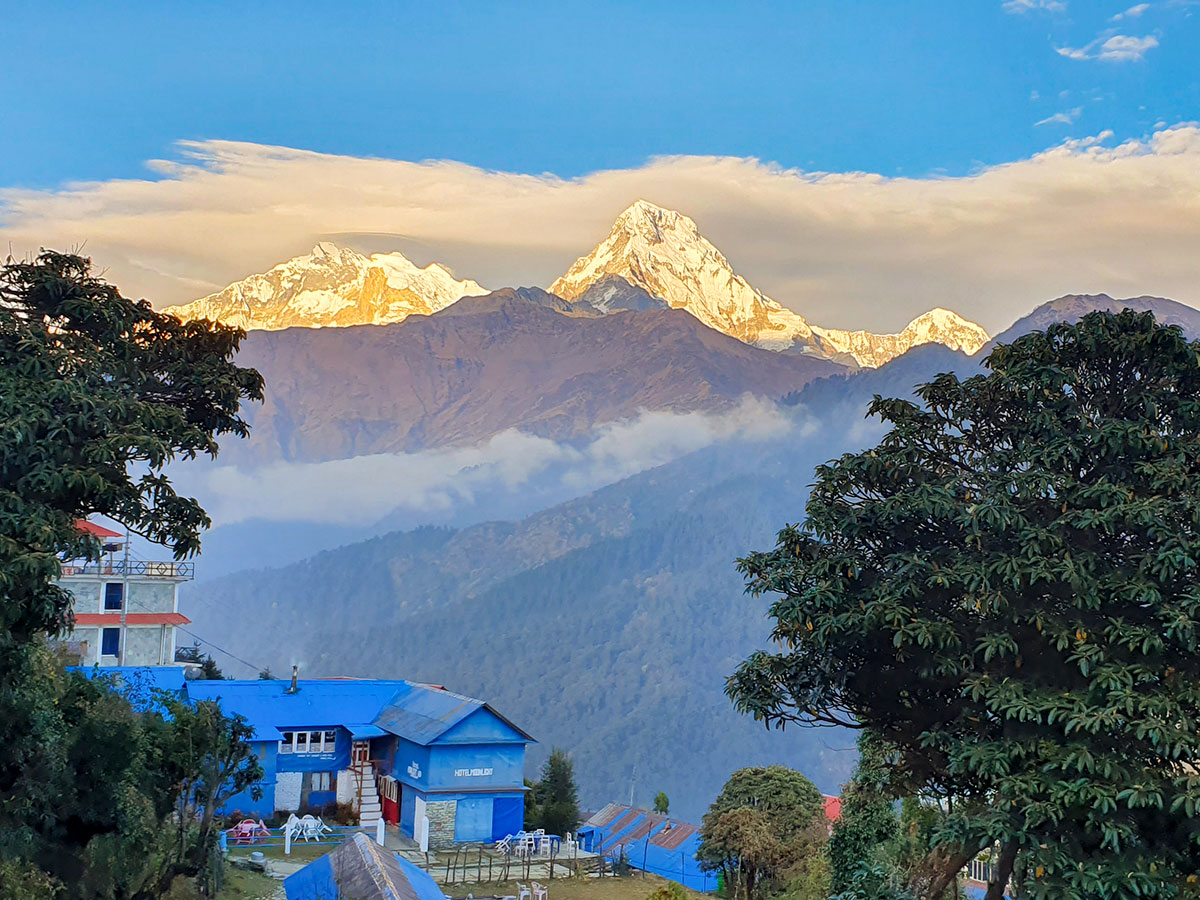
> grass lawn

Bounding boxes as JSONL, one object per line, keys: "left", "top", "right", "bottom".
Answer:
{"left": 217, "top": 866, "right": 282, "bottom": 900}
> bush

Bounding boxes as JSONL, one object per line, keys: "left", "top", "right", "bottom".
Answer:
{"left": 647, "top": 882, "right": 688, "bottom": 900}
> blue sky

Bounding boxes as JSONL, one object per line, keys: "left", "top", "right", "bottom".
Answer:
{"left": 5, "top": 0, "right": 1197, "bottom": 188}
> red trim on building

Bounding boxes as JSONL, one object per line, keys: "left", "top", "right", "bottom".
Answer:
{"left": 74, "top": 613, "right": 190, "bottom": 626}
{"left": 75, "top": 520, "right": 123, "bottom": 539}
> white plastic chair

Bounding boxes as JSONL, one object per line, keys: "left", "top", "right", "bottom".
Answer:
{"left": 532, "top": 881, "right": 548, "bottom": 900}
{"left": 517, "top": 883, "right": 531, "bottom": 900}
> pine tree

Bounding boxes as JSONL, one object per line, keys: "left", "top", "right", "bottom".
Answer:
{"left": 533, "top": 748, "right": 580, "bottom": 837}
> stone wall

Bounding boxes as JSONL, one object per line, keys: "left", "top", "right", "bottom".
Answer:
{"left": 124, "top": 626, "right": 165, "bottom": 665}
{"left": 64, "top": 580, "right": 101, "bottom": 614}
{"left": 426, "top": 800, "right": 457, "bottom": 849}
{"left": 128, "top": 581, "right": 175, "bottom": 613}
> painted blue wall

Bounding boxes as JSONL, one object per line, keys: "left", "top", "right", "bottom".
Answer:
{"left": 430, "top": 742, "right": 525, "bottom": 790}
{"left": 391, "top": 738, "right": 433, "bottom": 789}
{"left": 438, "top": 709, "right": 529, "bottom": 744}
{"left": 276, "top": 728, "right": 350, "bottom": 773}
{"left": 400, "top": 789, "right": 526, "bottom": 842}
{"left": 221, "top": 741, "right": 277, "bottom": 819}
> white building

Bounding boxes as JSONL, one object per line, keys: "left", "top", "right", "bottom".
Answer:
{"left": 55, "top": 521, "right": 194, "bottom": 666}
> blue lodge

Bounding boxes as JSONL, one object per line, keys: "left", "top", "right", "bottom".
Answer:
{"left": 183, "top": 675, "right": 534, "bottom": 847}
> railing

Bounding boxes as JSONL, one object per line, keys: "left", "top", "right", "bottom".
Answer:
{"left": 60, "top": 560, "right": 195, "bottom": 580}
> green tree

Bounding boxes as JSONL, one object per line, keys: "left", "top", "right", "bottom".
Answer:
{"left": 697, "top": 766, "right": 827, "bottom": 900}
{"left": 654, "top": 791, "right": 670, "bottom": 815}
{"left": 197, "top": 654, "right": 224, "bottom": 680}
{"left": 0, "top": 252, "right": 263, "bottom": 896}
{"left": 729, "top": 311, "right": 1200, "bottom": 900}
{"left": 257, "top": 667, "right": 276, "bottom": 680}
{"left": 532, "top": 749, "right": 580, "bottom": 837}
{"left": 827, "top": 733, "right": 901, "bottom": 896}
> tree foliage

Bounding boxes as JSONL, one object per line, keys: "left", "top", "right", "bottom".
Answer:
{"left": 0, "top": 250, "right": 263, "bottom": 645}
{"left": 654, "top": 791, "right": 670, "bottom": 815}
{"left": 697, "top": 766, "right": 827, "bottom": 900}
{"left": 729, "top": 311, "right": 1200, "bottom": 899}
{"left": 0, "top": 252, "right": 264, "bottom": 897}
{"left": 827, "top": 733, "right": 901, "bottom": 896}
{"left": 531, "top": 749, "right": 580, "bottom": 838}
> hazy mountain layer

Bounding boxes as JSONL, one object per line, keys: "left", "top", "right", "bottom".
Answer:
{"left": 224, "top": 287, "right": 844, "bottom": 464}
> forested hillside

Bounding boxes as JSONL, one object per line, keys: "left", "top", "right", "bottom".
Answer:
{"left": 186, "top": 346, "right": 972, "bottom": 821}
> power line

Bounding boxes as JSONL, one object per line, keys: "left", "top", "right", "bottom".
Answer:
{"left": 123, "top": 590, "right": 266, "bottom": 675}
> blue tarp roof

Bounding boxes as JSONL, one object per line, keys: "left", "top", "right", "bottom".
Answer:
{"left": 284, "top": 833, "right": 445, "bottom": 900}
{"left": 184, "top": 679, "right": 408, "bottom": 742}
{"left": 68, "top": 665, "right": 188, "bottom": 711}
{"left": 373, "top": 682, "right": 533, "bottom": 746}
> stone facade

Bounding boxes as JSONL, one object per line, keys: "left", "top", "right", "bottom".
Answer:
{"left": 123, "top": 626, "right": 168, "bottom": 665}
{"left": 426, "top": 800, "right": 457, "bottom": 849}
{"left": 129, "top": 581, "right": 176, "bottom": 613}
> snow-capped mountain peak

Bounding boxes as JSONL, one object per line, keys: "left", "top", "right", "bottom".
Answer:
{"left": 550, "top": 200, "right": 816, "bottom": 351}
{"left": 551, "top": 201, "right": 989, "bottom": 366}
{"left": 164, "top": 244, "right": 488, "bottom": 331}
{"left": 813, "top": 307, "right": 990, "bottom": 368}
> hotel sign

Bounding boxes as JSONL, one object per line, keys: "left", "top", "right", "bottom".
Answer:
{"left": 454, "top": 766, "right": 494, "bottom": 777}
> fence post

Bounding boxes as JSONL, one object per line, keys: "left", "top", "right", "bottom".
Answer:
{"left": 284, "top": 826, "right": 291, "bottom": 856}
{"left": 376, "top": 817, "right": 385, "bottom": 846}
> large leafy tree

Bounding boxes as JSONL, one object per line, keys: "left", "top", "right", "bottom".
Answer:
{"left": 697, "top": 765, "right": 827, "bottom": 900}
{"left": 1, "top": 250, "right": 262, "bottom": 645}
{"left": 0, "top": 251, "right": 264, "bottom": 896}
{"left": 728, "top": 311, "right": 1200, "bottom": 899}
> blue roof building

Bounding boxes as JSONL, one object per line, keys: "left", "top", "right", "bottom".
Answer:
{"left": 284, "top": 832, "right": 446, "bottom": 900}
{"left": 184, "top": 672, "right": 534, "bottom": 847}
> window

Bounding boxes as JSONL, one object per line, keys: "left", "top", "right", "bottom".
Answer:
{"left": 278, "top": 730, "right": 335, "bottom": 754}
{"left": 312, "top": 772, "right": 332, "bottom": 791}
{"left": 101, "top": 628, "right": 120, "bottom": 656}
{"left": 104, "top": 583, "right": 124, "bottom": 610}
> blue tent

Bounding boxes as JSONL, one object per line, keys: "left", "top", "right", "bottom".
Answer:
{"left": 284, "top": 833, "right": 445, "bottom": 900}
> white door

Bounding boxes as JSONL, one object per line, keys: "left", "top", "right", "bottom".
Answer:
{"left": 414, "top": 796, "right": 428, "bottom": 849}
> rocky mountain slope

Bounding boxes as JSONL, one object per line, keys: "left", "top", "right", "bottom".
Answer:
{"left": 988, "top": 293, "right": 1200, "bottom": 349}
{"left": 163, "top": 242, "right": 488, "bottom": 330}
{"left": 226, "top": 287, "right": 844, "bottom": 464}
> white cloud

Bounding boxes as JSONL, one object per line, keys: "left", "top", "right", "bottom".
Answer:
{"left": 172, "top": 398, "right": 795, "bottom": 526}
{"left": 1003, "top": 0, "right": 1067, "bottom": 12}
{"left": 1112, "top": 3, "right": 1151, "bottom": 19}
{"left": 1035, "top": 106, "right": 1084, "bottom": 125}
{"left": 1058, "top": 32, "right": 1160, "bottom": 60}
{"left": 4, "top": 127, "right": 1200, "bottom": 335}
{"left": 1097, "top": 33, "right": 1160, "bottom": 58}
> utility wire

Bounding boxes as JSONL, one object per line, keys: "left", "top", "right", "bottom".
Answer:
{"left": 123, "top": 589, "right": 266, "bottom": 676}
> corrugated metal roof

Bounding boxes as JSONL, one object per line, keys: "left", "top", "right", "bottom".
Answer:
{"left": 372, "top": 682, "right": 533, "bottom": 746}
{"left": 183, "top": 678, "right": 533, "bottom": 746}
{"left": 582, "top": 803, "right": 628, "bottom": 830}
{"left": 184, "top": 679, "right": 408, "bottom": 742}
{"left": 652, "top": 821, "right": 699, "bottom": 851}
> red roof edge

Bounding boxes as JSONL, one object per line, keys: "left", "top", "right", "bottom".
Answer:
{"left": 76, "top": 519, "right": 123, "bottom": 539}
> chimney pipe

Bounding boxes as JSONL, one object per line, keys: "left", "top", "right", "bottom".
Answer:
{"left": 286, "top": 665, "right": 299, "bottom": 694}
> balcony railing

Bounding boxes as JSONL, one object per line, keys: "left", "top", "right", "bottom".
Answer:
{"left": 60, "top": 560, "right": 195, "bottom": 580}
